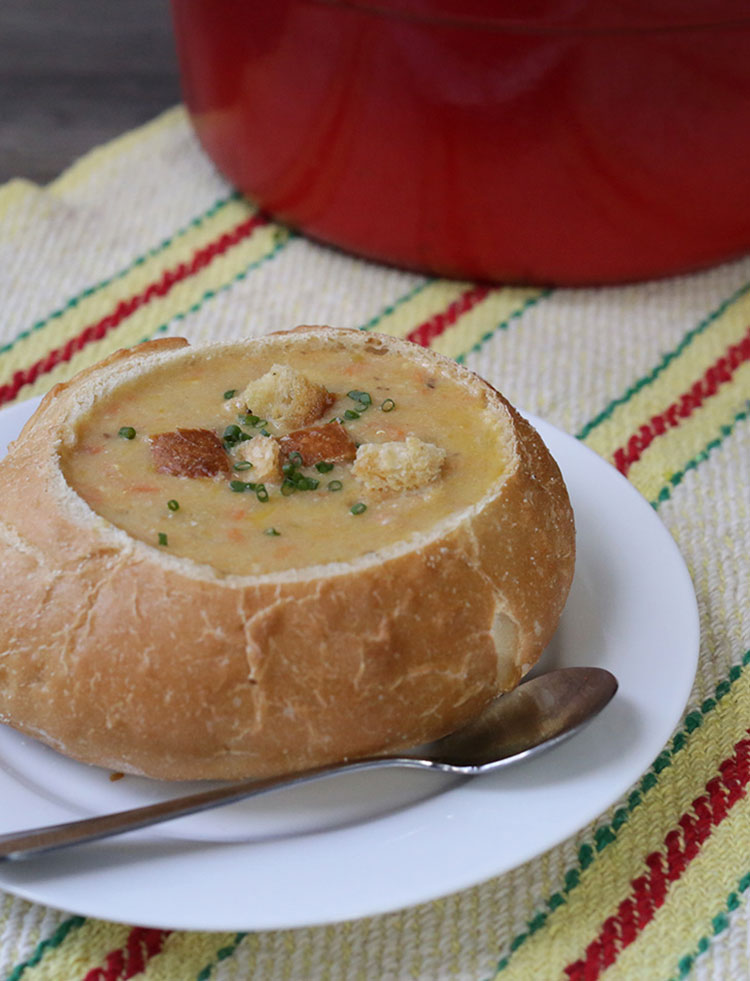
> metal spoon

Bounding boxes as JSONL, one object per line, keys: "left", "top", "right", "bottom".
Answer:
{"left": 0, "top": 666, "right": 617, "bottom": 861}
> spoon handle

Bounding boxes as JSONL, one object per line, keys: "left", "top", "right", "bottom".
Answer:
{"left": 0, "top": 667, "right": 617, "bottom": 861}
{"left": 0, "top": 756, "right": 431, "bottom": 862}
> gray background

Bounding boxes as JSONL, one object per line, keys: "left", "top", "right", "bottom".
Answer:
{"left": 0, "top": 0, "right": 181, "bottom": 184}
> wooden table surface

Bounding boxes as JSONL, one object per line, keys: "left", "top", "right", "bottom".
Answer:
{"left": 0, "top": 0, "right": 181, "bottom": 185}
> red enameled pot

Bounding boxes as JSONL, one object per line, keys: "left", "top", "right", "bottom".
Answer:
{"left": 170, "top": 0, "right": 750, "bottom": 285}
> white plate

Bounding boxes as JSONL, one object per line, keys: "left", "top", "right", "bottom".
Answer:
{"left": 0, "top": 397, "right": 699, "bottom": 931}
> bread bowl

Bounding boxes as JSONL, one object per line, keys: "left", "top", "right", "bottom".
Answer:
{"left": 0, "top": 327, "right": 575, "bottom": 781}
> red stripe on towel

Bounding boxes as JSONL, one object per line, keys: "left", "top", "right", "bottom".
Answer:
{"left": 613, "top": 325, "right": 750, "bottom": 476}
{"left": 82, "top": 927, "right": 171, "bottom": 981}
{"left": 406, "top": 284, "right": 491, "bottom": 347}
{"left": 563, "top": 732, "right": 750, "bottom": 980}
{"left": 0, "top": 212, "right": 268, "bottom": 407}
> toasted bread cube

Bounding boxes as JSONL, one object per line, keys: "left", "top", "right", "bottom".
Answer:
{"left": 149, "top": 428, "right": 230, "bottom": 478}
{"left": 279, "top": 421, "right": 356, "bottom": 466}
{"left": 352, "top": 436, "right": 446, "bottom": 493}
{"left": 235, "top": 435, "right": 283, "bottom": 483}
{"left": 240, "top": 365, "right": 334, "bottom": 430}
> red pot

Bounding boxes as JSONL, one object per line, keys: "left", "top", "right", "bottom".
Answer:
{"left": 171, "top": 0, "right": 750, "bottom": 285}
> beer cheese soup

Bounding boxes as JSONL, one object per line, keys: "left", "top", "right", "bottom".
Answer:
{"left": 61, "top": 342, "right": 511, "bottom": 575}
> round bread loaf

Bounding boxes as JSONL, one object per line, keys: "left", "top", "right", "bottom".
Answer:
{"left": 0, "top": 328, "right": 575, "bottom": 781}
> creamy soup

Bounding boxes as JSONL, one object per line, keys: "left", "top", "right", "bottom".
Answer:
{"left": 61, "top": 343, "right": 510, "bottom": 575}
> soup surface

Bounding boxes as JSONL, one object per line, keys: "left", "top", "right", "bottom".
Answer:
{"left": 61, "top": 343, "right": 509, "bottom": 575}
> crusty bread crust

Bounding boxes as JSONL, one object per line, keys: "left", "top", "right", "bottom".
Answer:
{"left": 0, "top": 329, "right": 575, "bottom": 781}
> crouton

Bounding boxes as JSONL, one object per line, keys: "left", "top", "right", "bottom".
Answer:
{"left": 240, "top": 365, "right": 334, "bottom": 430}
{"left": 279, "top": 421, "right": 356, "bottom": 466}
{"left": 351, "top": 437, "right": 447, "bottom": 493}
{"left": 149, "top": 428, "right": 230, "bottom": 478}
{"left": 235, "top": 435, "right": 283, "bottom": 483}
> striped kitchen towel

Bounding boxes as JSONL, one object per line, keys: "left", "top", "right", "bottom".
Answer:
{"left": 0, "top": 107, "right": 749, "bottom": 981}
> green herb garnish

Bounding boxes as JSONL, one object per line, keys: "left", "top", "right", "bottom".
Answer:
{"left": 281, "top": 480, "right": 297, "bottom": 496}
{"left": 233, "top": 461, "right": 253, "bottom": 471}
{"left": 327, "top": 480, "right": 343, "bottom": 492}
{"left": 315, "top": 461, "right": 334, "bottom": 473}
{"left": 381, "top": 398, "right": 396, "bottom": 412}
{"left": 118, "top": 426, "right": 136, "bottom": 440}
{"left": 255, "top": 484, "right": 269, "bottom": 502}
{"left": 288, "top": 451, "right": 304, "bottom": 468}
{"left": 167, "top": 499, "right": 179, "bottom": 512}
{"left": 223, "top": 389, "right": 237, "bottom": 399}
{"left": 230, "top": 479, "right": 252, "bottom": 492}
{"left": 158, "top": 532, "right": 168, "bottom": 546}
{"left": 264, "top": 527, "right": 281, "bottom": 536}
{"left": 350, "top": 502, "right": 367, "bottom": 515}
{"left": 347, "top": 390, "right": 372, "bottom": 406}
{"left": 344, "top": 409, "right": 360, "bottom": 420}
{"left": 224, "top": 423, "right": 253, "bottom": 449}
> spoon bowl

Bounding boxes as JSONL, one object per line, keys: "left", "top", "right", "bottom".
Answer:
{"left": 424, "top": 666, "right": 618, "bottom": 771}
{"left": 0, "top": 667, "right": 617, "bottom": 861}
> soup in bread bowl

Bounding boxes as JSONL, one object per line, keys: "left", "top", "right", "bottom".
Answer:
{"left": 0, "top": 327, "right": 574, "bottom": 780}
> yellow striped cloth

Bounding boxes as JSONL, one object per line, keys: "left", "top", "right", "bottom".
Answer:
{"left": 1, "top": 106, "right": 749, "bottom": 981}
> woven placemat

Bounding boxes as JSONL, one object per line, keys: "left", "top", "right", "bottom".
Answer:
{"left": 0, "top": 107, "right": 749, "bottom": 981}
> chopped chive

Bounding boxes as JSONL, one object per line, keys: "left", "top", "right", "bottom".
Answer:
{"left": 315, "top": 461, "right": 334, "bottom": 473}
{"left": 230, "top": 480, "right": 249, "bottom": 492}
{"left": 224, "top": 423, "right": 252, "bottom": 449}
{"left": 264, "top": 527, "right": 281, "bottom": 536}
{"left": 287, "top": 472, "right": 309, "bottom": 490}
{"left": 350, "top": 502, "right": 367, "bottom": 515}
{"left": 347, "top": 390, "right": 371, "bottom": 405}
{"left": 118, "top": 426, "right": 136, "bottom": 440}
{"left": 344, "top": 409, "right": 360, "bottom": 420}
{"left": 233, "top": 460, "right": 253, "bottom": 471}
{"left": 241, "top": 413, "right": 260, "bottom": 427}
{"left": 255, "top": 419, "right": 268, "bottom": 429}
{"left": 281, "top": 479, "right": 297, "bottom": 496}
{"left": 167, "top": 499, "right": 179, "bottom": 512}
{"left": 223, "top": 389, "right": 237, "bottom": 399}
{"left": 158, "top": 532, "right": 168, "bottom": 546}
{"left": 327, "top": 480, "right": 343, "bottom": 492}
{"left": 288, "top": 451, "right": 304, "bottom": 467}
{"left": 381, "top": 398, "right": 396, "bottom": 412}
{"left": 260, "top": 428, "right": 271, "bottom": 437}
{"left": 255, "top": 484, "right": 269, "bottom": 502}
